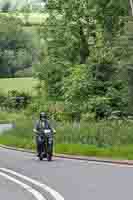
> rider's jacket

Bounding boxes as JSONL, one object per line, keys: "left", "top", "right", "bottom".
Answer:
{"left": 34, "top": 119, "right": 52, "bottom": 134}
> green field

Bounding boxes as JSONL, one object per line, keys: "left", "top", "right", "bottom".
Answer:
{"left": 0, "top": 77, "right": 37, "bottom": 94}
{"left": 0, "top": 12, "right": 48, "bottom": 26}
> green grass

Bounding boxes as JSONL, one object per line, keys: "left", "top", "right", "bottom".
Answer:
{"left": 55, "top": 144, "right": 133, "bottom": 160}
{"left": 0, "top": 77, "right": 37, "bottom": 94}
{"left": 0, "top": 12, "right": 48, "bottom": 26}
{"left": 1, "top": 134, "right": 133, "bottom": 160}
{"left": 0, "top": 115, "right": 133, "bottom": 160}
{"left": 0, "top": 111, "right": 23, "bottom": 122}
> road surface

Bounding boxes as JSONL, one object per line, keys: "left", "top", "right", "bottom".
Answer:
{"left": 0, "top": 147, "right": 133, "bottom": 200}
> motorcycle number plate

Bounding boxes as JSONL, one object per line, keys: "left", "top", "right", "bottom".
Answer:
{"left": 44, "top": 130, "right": 51, "bottom": 137}
{"left": 38, "top": 136, "right": 42, "bottom": 142}
{"left": 44, "top": 130, "right": 51, "bottom": 133}
{"left": 48, "top": 138, "right": 53, "bottom": 144}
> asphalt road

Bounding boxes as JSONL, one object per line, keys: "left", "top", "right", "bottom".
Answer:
{"left": 0, "top": 147, "right": 133, "bottom": 200}
{"left": 0, "top": 175, "right": 35, "bottom": 200}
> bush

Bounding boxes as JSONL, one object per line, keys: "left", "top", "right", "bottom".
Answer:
{"left": 0, "top": 91, "right": 6, "bottom": 105}
{"left": 81, "top": 113, "right": 96, "bottom": 122}
{"left": 55, "top": 120, "right": 133, "bottom": 147}
{"left": 15, "top": 68, "right": 32, "bottom": 78}
{"left": 0, "top": 90, "right": 32, "bottom": 111}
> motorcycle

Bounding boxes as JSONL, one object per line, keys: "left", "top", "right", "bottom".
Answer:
{"left": 34, "top": 129, "right": 55, "bottom": 161}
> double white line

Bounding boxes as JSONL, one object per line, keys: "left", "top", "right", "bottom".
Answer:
{"left": 0, "top": 168, "right": 64, "bottom": 200}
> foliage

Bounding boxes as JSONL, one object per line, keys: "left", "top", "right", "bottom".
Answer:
{"left": 0, "top": 1, "right": 130, "bottom": 120}
{"left": 0, "top": 0, "right": 132, "bottom": 160}
{"left": 0, "top": 90, "right": 32, "bottom": 111}
{"left": 15, "top": 67, "right": 32, "bottom": 77}
{"left": 1, "top": 118, "right": 133, "bottom": 159}
{"left": 0, "top": 15, "right": 39, "bottom": 78}
{"left": 33, "top": 0, "right": 129, "bottom": 120}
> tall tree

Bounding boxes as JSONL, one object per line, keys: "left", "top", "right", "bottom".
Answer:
{"left": 0, "top": 15, "right": 39, "bottom": 77}
{"left": 127, "top": 3, "right": 133, "bottom": 112}
{"left": 129, "top": 0, "right": 133, "bottom": 15}
{"left": 36, "top": 0, "right": 127, "bottom": 98}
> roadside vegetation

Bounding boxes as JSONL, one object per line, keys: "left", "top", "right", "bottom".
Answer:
{"left": 1, "top": 112, "right": 133, "bottom": 160}
{"left": 0, "top": 1, "right": 133, "bottom": 160}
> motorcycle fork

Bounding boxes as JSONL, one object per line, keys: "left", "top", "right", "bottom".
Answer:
{"left": 47, "top": 137, "right": 53, "bottom": 154}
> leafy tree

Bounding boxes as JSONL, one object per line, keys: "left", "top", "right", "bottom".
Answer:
{"left": 34, "top": 0, "right": 128, "bottom": 118}
{"left": 0, "top": 16, "right": 39, "bottom": 77}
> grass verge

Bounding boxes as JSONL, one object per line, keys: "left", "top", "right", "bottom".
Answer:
{"left": 0, "top": 114, "right": 133, "bottom": 160}
{"left": 1, "top": 132, "right": 133, "bottom": 160}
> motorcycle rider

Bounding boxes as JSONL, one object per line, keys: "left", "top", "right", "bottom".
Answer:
{"left": 33, "top": 112, "right": 55, "bottom": 157}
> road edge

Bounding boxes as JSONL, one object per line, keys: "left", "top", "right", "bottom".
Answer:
{"left": 0, "top": 144, "right": 133, "bottom": 166}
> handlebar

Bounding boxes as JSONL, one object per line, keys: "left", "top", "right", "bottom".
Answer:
{"left": 33, "top": 129, "right": 56, "bottom": 134}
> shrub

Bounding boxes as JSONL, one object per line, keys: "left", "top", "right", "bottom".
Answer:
{"left": 15, "top": 68, "right": 32, "bottom": 78}
{"left": 0, "top": 90, "right": 32, "bottom": 111}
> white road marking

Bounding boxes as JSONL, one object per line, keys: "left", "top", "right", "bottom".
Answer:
{"left": 87, "top": 161, "right": 133, "bottom": 168}
{"left": 0, "top": 168, "right": 64, "bottom": 200}
{"left": 0, "top": 171, "right": 46, "bottom": 200}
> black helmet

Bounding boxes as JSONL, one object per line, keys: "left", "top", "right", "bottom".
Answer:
{"left": 40, "top": 112, "right": 47, "bottom": 120}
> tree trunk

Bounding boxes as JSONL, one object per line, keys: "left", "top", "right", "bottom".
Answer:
{"left": 128, "top": 64, "right": 133, "bottom": 113}
{"left": 129, "top": 0, "right": 133, "bottom": 16}
{"left": 79, "top": 24, "right": 89, "bottom": 64}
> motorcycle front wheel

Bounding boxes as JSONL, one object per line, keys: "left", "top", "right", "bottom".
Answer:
{"left": 39, "top": 154, "right": 43, "bottom": 161}
{"left": 39, "top": 143, "right": 44, "bottom": 161}
{"left": 47, "top": 153, "right": 52, "bottom": 161}
{"left": 47, "top": 141, "right": 53, "bottom": 161}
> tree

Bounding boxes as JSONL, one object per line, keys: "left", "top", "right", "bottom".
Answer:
{"left": 36, "top": 0, "right": 127, "bottom": 95}
{"left": 129, "top": 0, "right": 133, "bottom": 15}
{"left": 34, "top": 0, "right": 128, "bottom": 119}
{"left": 0, "top": 15, "right": 39, "bottom": 77}
{"left": 1, "top": 2, "right": 11, "bottom": 12}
